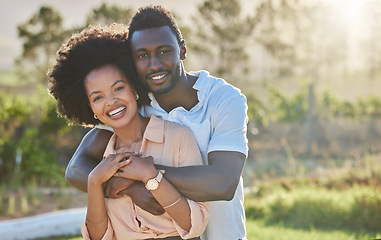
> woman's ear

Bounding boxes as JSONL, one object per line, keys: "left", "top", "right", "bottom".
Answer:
{"left": 180, "top": 40, "right": 187, "bottom": 60}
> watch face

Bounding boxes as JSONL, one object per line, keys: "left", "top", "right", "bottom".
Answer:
{"left": 146, "top": 179, "right": 159, "bottom": 190}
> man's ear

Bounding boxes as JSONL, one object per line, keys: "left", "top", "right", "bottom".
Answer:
{"left": 180, "top": 40, "right": 187, "bottom": 60}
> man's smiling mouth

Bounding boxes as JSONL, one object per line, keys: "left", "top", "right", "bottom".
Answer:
{"left": 151, "top": 74, "right": 166, "bottom": 80}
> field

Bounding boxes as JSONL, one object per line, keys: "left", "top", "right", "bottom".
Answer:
{"left": 1, "top": 67, "right": 381, "bottom": 239}
{"left": 2, "top": 154, "right": 380, "bottom": 239}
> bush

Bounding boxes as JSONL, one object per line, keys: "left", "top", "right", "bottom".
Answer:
{"left": 245, "top": 184, "right": 381, "bottom": 232}
{"left": 0, "top": 91, "right": 80, "bottom": 186}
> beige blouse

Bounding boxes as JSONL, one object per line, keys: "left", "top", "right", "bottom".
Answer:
{"left": 81, "top": 115, "right": 209, "bottom": 240}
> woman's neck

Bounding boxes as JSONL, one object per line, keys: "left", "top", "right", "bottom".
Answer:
{"left": 113, "top": 114, "right": 149, "bottom": 151}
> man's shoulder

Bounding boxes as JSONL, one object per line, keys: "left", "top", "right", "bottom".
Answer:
{"left": 207, "top": 78, "right": 246, "bottom": 105}
{"left": 194, "top": 70, "right": 245, "bottom": 99}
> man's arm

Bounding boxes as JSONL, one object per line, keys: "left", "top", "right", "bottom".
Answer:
{"left": 156, "top": 151, "right": 245, "bottom": 202}
{"left": 157, "top": 90, "right": 248, "bottom": 202}
{"left": 119, "top": 88, "right": 248, "bottom": 203}
{"left": 65, "top": 128, "right": 113, "bottom": 192}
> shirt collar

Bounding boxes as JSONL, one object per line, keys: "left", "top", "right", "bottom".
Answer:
{"left": 143, "top": 115, "right": 164, "bottom": 143}
{"left": 148, "top": 70, "right": 210, "bottom": 112}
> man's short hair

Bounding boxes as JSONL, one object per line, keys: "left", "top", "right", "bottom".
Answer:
{"left": 128, "top": 5, "right": 183, "bottom": 44}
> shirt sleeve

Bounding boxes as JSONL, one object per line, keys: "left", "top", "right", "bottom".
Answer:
{"left": 177, "top": 126, "right": 205, "bottom": 166}
{"left": 81, "top": 218, "right": 115, "bottom": 240}
{"left": 208, "top": 91, "right": 248, "bottom": 156}
{"left": 172, "top": 200, "right": 209, "bottom": 239}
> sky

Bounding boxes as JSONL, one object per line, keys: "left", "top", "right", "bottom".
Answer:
{"left": 0, "top": 0, "right": 203, "bottom": 70}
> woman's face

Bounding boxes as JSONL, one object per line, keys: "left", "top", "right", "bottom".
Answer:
{"left": 85, "top": 64, "right": 138, "bottom": 129}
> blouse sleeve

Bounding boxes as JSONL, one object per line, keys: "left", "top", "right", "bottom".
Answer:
{"left": 172, "top": 199, "right": 209, "bottom": 239}
{"left": 171, "top": 124, "right": 209, "bottom": 238}
{"left": 81, "top": 218, "right": 116, "bottom": 240}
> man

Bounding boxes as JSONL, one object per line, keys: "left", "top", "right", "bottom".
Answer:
{"left": 66, "top": 5, "right": 248, "bottom": 240}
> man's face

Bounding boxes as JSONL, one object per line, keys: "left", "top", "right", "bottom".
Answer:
{"left": 130, "top": 26, "right": 184, "bottom": 95}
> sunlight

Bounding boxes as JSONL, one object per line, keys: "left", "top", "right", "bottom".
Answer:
{"left": 332, "top": 0, "right": 368, "bottom": 29}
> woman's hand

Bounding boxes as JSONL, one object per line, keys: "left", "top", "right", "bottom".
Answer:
{"left": 114, "top": 155, "right": 157, "bottom": 183}
{"left": 88, "top": 152, "right": 132, "bottom": 185}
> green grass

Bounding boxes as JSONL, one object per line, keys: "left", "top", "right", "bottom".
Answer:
{"left": 42, "top": 218, "right": 381, "bottom": 240}
{"left": 245, "top": 184, "right": 381, "bottom": 231}
{"left": 246, "top": 219, "right": 381, "bottom": 240}
{"left": 0, "top": 68, "right": 20, "bottom": 86}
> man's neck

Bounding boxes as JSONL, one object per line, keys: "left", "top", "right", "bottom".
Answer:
{"left": 154, "top": 72, "right": 199, "bottom": 113}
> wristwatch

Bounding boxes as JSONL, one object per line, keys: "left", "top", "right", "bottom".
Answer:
{"left": 145, "top": 170, "right": 165, "bottom": 191}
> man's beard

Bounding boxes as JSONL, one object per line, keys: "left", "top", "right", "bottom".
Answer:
{"left": 149, "top": 64, "right": 181, "bottom": 95}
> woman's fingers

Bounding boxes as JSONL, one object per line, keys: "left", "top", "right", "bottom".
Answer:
{"left": 118, "top": 159, "right": 131, "bottom": 167}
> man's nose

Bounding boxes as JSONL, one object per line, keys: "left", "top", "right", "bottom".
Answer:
{"left": 148, "top": 54, "right": 163, "bottom": 72}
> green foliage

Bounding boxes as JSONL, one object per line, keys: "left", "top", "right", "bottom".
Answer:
{"left": 0, "top": 94, "right": 30, "bottom": 130}
{"left": 17, "top": 128, "right": 64, "bottom": 185}
{"left": 246, "top": 219, "right": 381, "bottom": 240}
{"left": 85, "top": 3, "right": 134, "bottom": 26}
{"left": 357, "top": 95, "right": 381, "bottom": 118}
{"left": 17, "top": 6, "right": 69, "bottom": 84}
{"left": 192, "top": 0, "right": 254, "bottom": 78}
{"left": 318, "top": 90, "right": 381, "bottom": 119}
{"left": 245, "top": 162, "right": 381, "bottom": 232}
{"left": 246, "top": 93, "right": 269, "bottom": 127}
{"left": 245, "top": 86, "right": 381, "bottom": 127}
{"left": 268, "top": 87, "right": 308, "bottom": 123}
{"left": 0, "top": 92, "right": 78, "bottom": 186}
{"left": 253, "top": 0, "right": 298, "bottom": 76}
{"left": 258, "top": 185, "right": 381, "bottom": 231}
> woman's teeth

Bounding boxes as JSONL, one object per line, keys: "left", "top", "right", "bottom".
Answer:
{"left": 108, "top": 106, "right": 126, "bottom": 116}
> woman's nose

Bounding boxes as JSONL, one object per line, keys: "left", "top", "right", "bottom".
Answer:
{"left": 106, "top": 97, "right": 118, "bottom": 106}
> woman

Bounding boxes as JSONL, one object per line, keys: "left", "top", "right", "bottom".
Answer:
{"left": 48, "top": 24, "right": 208, "bottom": 240}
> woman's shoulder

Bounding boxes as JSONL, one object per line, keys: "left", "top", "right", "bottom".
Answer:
{"left": 164, "top": 119, "right": 192, "bottom": 133}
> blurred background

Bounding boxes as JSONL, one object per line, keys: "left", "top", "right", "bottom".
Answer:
{"left": 0, "top": 0, "right": 380, "bottom": 239}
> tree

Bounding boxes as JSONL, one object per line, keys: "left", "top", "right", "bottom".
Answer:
{"left": 16, "top": 6, "right": 68, "bottom": 84}
{"left": 364, "top": 1, "right": 381, "bottom": 80}
{"left": 191, "top": 0, "right": 254, "bottom": 79}
{"left": 85, "top": 3, "right": 134, "bottom": 26}
{"left": 252, "top": 0, "right": 298, "bottom": 77}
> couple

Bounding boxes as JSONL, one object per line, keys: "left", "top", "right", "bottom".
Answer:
{"left": 49, "top": 5, "right": 248, "bottom": 240}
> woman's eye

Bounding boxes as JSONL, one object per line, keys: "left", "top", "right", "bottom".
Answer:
{"left": 115, "top": 86, "right": 124, "bottom": 92}
{"left": 138, "top": 53, "right": 147, "bottom": 58}
{"left": 93, "top": 96, "right": 102, "bottom": 102}
{"left": 160, "top": 50, "right": 169, "bottom": 55}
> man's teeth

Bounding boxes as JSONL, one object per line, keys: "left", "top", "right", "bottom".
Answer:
{"left": 108, "top": 107, "right": 125, "bottom": 116}
{"left": 151, "top": 74, "right": 166, "bottom": 80}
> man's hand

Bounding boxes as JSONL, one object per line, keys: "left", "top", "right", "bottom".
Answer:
{"left": 104, "top": 176, "right": 135, "bottom": 198}
{"left": 103, "top": 151, "right": 142, "bottom": 198}
{"left": 121, "top": 182, "right": 165, "bottom": 216}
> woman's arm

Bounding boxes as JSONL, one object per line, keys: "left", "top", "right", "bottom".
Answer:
{"left": 85, "top": 153, "right": 131, "bottom": 240}
{"left": 147, "top": 172, "right": 192, "bottom": 231}
{"left": 65, "top": 128, "right": 113, "bottom": 192}
{"left": 115, "top": 157, "right": 192, "bottom": 231}
{"left": 121, "top": 151, "right": 245, "bottom": 203}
